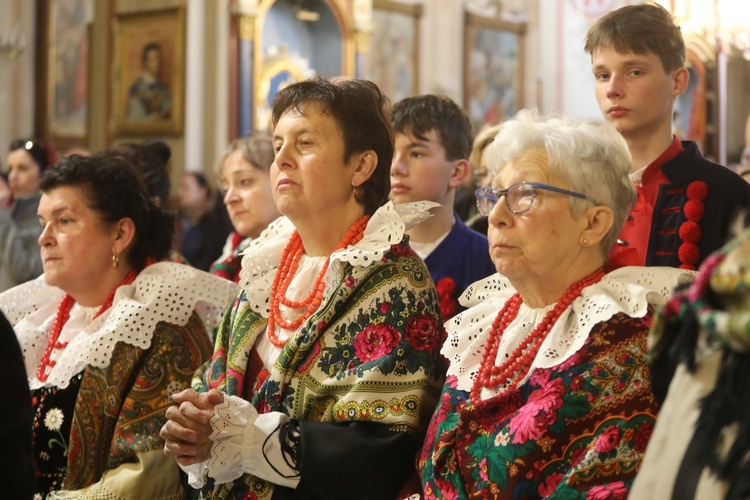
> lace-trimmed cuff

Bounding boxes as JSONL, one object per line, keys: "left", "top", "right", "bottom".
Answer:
{"left": 208, "top": 396, "right": 300, "bottom": 488}
{"left": 208, "top": 395, "right": 259, "bottom": 484}
{"left": 179, "top": 461, "right": 209, "bottom": 489}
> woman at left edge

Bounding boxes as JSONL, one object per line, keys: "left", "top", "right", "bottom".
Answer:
{"left": 0, "top": 154, "right": 237, "bottom": 499}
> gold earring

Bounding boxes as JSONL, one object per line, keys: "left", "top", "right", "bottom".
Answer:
{"left": 581, "top": 239, "right": 588, "bottom": 246}
{"left": 112, "top": 252, "right": 119, "bottom": 269}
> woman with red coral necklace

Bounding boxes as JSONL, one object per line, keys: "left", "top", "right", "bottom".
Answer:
{"left": 419, "top": 110, "right": 695, "bottom": 499}
{"left": 161, "top": 77, "right": 446, "bottom": 500}
{"left": 0, "top": 155, "right": 236, "bottom": 499}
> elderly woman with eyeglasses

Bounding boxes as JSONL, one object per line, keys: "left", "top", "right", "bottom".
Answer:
{"left": 418, "top": 110, "right": 694, "bottom": 498}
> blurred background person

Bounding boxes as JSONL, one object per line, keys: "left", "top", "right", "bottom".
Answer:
{"left": 733, "top": 145, "right": 750, "bottom": 184}
{"left": 0, "top": 154, "right": 236, "bottom": 499}
{"left": 466, "top": 122, "right": 502, "bottom": 234}
{"left": 0, "top": 137, "right": 55, "bottom": 292}
{"left": 0, "top": 170, "right": 12, "bottom": 208}
{"left": 99, "top": 139, "right": 172, "bottom": 208}
{"left": 98, "top": 139, "right": 189, "bottom": 264}
{"left": 175, "top": 172, "right": 233, "bottom": 271}
{"left": 210, "top": 134, "right": 280, "bottom": 283}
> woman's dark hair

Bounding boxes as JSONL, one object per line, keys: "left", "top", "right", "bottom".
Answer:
{"left": 97, "top": 140, "right": 172, "bottom": 207}
{"left": 9, "top": 137, "right": 56, "bottom": 172}
{"left": 40, "top": 155, "right": 174, "bottom": 269}
{"left": 271, "top": 77, "right": 393, "bottom": 215}
{"left": 185, "top": 172, "right": 211, "bottom": 199}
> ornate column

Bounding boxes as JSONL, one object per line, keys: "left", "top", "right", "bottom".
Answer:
{"left": 352, "top": 0, "right": 373, "bottom": 79}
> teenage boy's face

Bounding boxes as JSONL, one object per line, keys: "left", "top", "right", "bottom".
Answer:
{"left": 591, "top": 46, "right": 683, "bottom": 139}
{"left": 389, "top": 129, "right": 459, "bottom": 206}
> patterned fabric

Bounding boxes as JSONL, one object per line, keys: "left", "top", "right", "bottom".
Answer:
{"left": 419, "top": 312, "right": 659, "bottom": 499}
{"left": 210, "top": 233, "right": 252, "bottom": 283}
{"left": 653, "top": 229, "right": 750, "bottom": 353}
{"left": 32, "top": 373, "right": 83, "bottom": 497}
{"left": 1, "top": 262, "right": 235, "bottom": 392}
{"left": 0, "top": 262, "right": 235, "bottom": 499}
{"left": 66, "top": 314, "right": 213, "bottom": 490}
{"left": 444, "top": 267, "right": 692, "bottom": 392}
{"left": 192, "top": 238, "right": 446, "bottom": 499}
{"left": 28, "top": 314, "right": 211, "bottom": 498}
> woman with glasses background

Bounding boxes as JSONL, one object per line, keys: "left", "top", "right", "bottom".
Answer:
{"left": 0, "top": 138, "right": 55, "bottom": 292}
{"left": 419, "top": 109, "right": 694, "bottom": 498}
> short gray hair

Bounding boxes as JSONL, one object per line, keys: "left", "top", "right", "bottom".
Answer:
{"left": 484, "top": 109, "right": 636, "bottom": 255}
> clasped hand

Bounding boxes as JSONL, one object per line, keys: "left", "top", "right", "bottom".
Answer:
{"left": 161, "top": 388, "right": 224, "bottom": 466}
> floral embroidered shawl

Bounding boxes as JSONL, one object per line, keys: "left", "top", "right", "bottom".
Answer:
{"left": 191, "top": 202, "right": 447, "bottom": 499}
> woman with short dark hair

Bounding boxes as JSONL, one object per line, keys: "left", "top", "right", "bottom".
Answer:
{"left": 0, "top": 154, "right": 236, "bottom": 499}
{"left": 162, "top": 77, "right": 446, "bottom": 500}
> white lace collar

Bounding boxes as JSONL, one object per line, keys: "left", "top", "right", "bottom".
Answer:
{"left": 0, "top": 262, "right": 238, "bottom": 390}
{"left": 237, "top": 201, "right": 438, "bottom": 317}
{"left": 444, "top": 266, "right": 695, "bottom": 396}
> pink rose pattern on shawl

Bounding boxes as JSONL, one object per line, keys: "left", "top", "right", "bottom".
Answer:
{"left": 419, "top": 312, "right": 660, "bottom": 498}
{"left": 353, "top": 324, "right": 401, "bottom": 362}
{"left": 509, "top": 377, "right": 565, "bottom": 444}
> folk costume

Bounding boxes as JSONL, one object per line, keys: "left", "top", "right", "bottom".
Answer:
{"left": 182, "top": 202, "right": 447, "bottom": 500}
{"left": 0, "top": 262, "right": 237, "bottom": 499}
{"left": 419, "top": 267, "right": 692, "bottom": 499}
{"left": 632, "top": 229, "right": 750, "bottom": 499}
{"left": 210, "top": 232, "right": 253, "bottom": 283}
{"left": 609, "top": 138, "right": 750, "bottom": 270}
{"left": 419, "top": 215, "right": 495, "bottom": 320}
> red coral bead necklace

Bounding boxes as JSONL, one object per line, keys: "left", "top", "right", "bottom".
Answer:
{"left": 268, "top": 215, "right": 370, "bottom": 348}
{"left": 470, "top": 268, "right": 605, "bottom": 406}
{"left": 36, "top": 267, "right": 140, "bottom": 382}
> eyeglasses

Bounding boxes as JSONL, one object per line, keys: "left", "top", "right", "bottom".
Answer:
{"left": 475, "top": 182, "right": 597, "bottom": 216}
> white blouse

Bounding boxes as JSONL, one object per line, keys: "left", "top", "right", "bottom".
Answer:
{"left": 443, "top": 266, "right": 695, "bottom": 399}
{"left": 0, "top": 262, "right": 237, "bottom": 390}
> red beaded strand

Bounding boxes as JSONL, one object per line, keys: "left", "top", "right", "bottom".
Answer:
{"left": 267, "top": 215, "right": 370, "bottom": 348}
{"left": 36, "top": 268, "right": 140, "bottom": 382}
{"left": 470, "top": 268, "right": 605, "bottom": 406}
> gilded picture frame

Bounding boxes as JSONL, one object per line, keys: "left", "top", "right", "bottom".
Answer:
{"left": 113, "top": 7, "right": 185, "bottom": 136}
{"left": 41, "top": 0, "right": 93, "bottom": 149}
{"left": 370, "top": 0, "right": 422, "bottom": 103}
{"left": 464, "top": 13, "right": 525, "bottom": 134}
